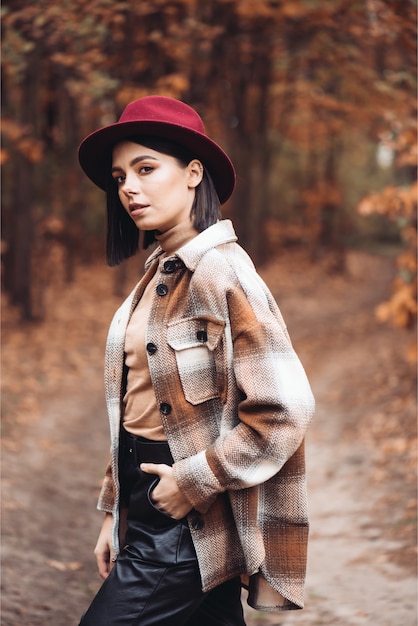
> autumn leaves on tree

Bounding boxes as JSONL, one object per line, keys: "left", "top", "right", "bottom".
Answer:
{"left": 1, "top": 0, "right": 416, "bottom": 329}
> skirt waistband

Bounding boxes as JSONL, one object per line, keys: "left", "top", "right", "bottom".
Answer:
{"left": 120, "top": 426, "right": 174, "bottom": 467}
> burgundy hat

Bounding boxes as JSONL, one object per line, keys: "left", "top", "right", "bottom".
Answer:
{"left": 78, "top": 95, "right": 235, "bottom": 204}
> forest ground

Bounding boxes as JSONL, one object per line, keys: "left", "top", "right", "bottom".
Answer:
{"left": 1, "top": 247, "right": 417, "bottom": 626}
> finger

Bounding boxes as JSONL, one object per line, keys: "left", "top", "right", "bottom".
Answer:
{"left": 140, "top": 462, "right": 168, "bottom": 476}
{"left": 96, "top": 553, "right": 110, "bottom": 580}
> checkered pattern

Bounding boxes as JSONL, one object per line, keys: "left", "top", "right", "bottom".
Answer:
{"left": 99, "top": 220, "right": 315, "bottom": 611}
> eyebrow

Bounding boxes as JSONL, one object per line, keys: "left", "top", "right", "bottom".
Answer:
{"left": 111, "top": 155, "right": 159, "bottom": 173}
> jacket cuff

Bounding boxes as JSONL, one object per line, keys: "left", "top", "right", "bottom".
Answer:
{"left": 173, "top": 450, "right": 225, "bottom": 514}
{"left": 97, "top": 475, "right": 115, "bottom": 513}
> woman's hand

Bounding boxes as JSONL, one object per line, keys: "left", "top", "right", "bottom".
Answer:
{"left": 94, "top": 513, "right": 115, "bottom": 579}
{"left": 140, "top": 463, "right": 193, "bottom": 519}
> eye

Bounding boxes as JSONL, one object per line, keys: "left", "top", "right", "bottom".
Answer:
{"left": 139, "top": 165, "right": 154, "bottom": 175}
{"left": 113, "top": 174, "right": 125, "bottom": 185}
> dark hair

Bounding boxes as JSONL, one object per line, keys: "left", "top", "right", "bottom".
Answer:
{"left": 105, "top": 136, "right": 222, "bottom": 266}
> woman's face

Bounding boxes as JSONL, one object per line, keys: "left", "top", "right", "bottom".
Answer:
{"left": 112, "top": 141, "right": 203, "bottom": 233}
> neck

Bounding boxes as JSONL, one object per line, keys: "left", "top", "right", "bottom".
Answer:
{"left": 155, "top": 219, "right": 199, "bottom": 256}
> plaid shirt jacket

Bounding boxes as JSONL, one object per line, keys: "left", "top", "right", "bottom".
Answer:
{"left": 98, "top": 220, "right": 315, "bottom": 611}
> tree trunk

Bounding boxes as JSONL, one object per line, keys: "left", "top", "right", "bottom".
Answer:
{"left": 7, "top": 55, "right": 38, "bottom": 320}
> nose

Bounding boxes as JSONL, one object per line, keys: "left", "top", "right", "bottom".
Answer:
{"left": 120, "top": 171, "right": 140, "bottom": 197}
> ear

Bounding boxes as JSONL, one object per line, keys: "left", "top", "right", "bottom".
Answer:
{"left": 186, "top": 159, "right": 204, "bottom": 189}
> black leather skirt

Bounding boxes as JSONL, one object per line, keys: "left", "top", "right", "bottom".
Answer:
{"left": 78, "top": 428, "right": 246, "bottom": 626}
{"left": 119, "top": 428, "right": 196, "bottom": 566}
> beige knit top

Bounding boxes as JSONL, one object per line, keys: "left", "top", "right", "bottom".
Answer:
{"left": 122, "top": 219, "right": 199, "bottom": 440}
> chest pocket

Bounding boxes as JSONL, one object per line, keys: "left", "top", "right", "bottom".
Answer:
{"left": 167, "top": 316, "right": 226, "bottom": 405}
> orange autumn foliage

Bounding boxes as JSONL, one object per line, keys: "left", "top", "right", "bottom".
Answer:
{"left": 358, "top": 181, "right": 417, "bottom": 330}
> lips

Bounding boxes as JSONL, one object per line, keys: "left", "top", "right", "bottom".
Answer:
{"left": 129, "top": 203, "right": 149, "bottom": 215}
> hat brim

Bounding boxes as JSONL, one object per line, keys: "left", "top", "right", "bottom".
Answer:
{"left": 78, "top": 120, "right": 235, "bottom": 204}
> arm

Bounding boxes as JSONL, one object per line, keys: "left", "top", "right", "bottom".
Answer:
{"left": 173, "top": 284, "right": 315, "bottom": 513}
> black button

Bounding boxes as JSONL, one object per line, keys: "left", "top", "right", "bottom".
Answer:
{"left": 196, "top": 330, "right": 207, "bottom": 343}
{"left": 146, "top": 343, "right": 157, "bottom": 355}
{"left": 191, "top": 517, "right": 205, "bottom": 530}
{"left": 160, "top": 402, "right": 172, "bottom": 415}
{"left": 163, "top": 260, "right": 177, "bottom": 273}
{"left": 156, "top": 283, "right": 168, "bottom": 296}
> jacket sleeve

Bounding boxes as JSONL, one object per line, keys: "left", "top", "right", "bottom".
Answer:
{"left": 173, "top": 282, "right": 315, "bottom": 513}
{"left": 97, "top": 459, "right": 115, "bottom": 513}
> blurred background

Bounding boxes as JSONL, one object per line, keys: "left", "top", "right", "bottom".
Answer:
{"left": 1, "top": 1, "right": 417, "bottom": 625}
{"left": 2, "top": 0, "right": 416, "bottom": 318}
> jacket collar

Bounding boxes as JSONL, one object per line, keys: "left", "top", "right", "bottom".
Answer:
{"left": 144, "top": 220, "right": 237, "bottom": 272}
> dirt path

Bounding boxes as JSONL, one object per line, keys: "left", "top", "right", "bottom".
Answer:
{"left": 1, "top": 250, "right": 416, "bottom": 626}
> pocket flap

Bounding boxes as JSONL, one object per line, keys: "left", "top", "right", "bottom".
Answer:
{"left": 167, "top": 316, "right": 225, "bottom": 352}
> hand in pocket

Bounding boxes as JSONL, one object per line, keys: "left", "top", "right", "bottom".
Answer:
{"left": 141, "top": 463, "right": 193, "bottom": 520}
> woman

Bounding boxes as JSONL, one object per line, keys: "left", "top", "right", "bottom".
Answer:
{"left": 77, "top": 95, "right": 315, "bottom": 626}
